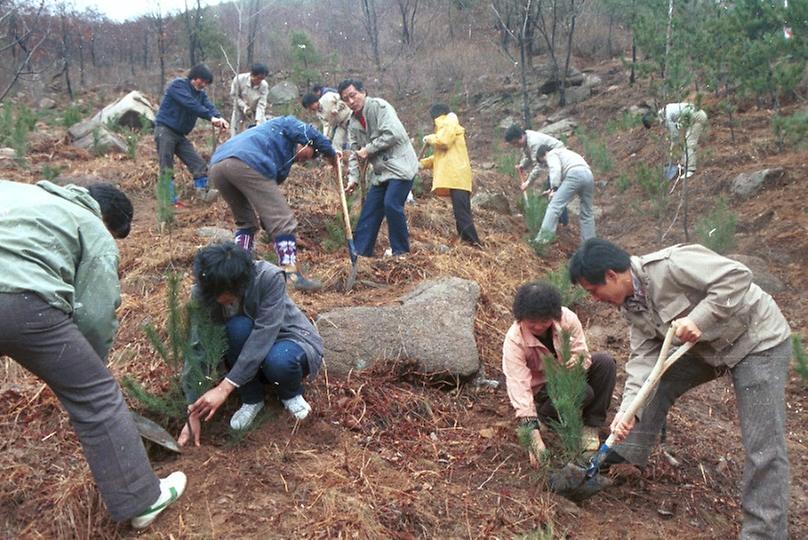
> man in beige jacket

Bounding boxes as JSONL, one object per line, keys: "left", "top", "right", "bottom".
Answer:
{"left": 569, "top": 238, "right": 791, "bottom": 539}
{"left": 302, "top": 90, "right": 352, "bottom": 150}
{"left": 229, "top": 63, "right": 269, "bottom": 137}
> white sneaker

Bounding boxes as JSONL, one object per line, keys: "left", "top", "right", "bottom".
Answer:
{"left": 229, "top": 401, "right": 264, "bottom": 430}
{"left": 131, "top": 471, "right": 187, "bottom": 529}
{"left": 281, "top": 395, "right": 312, "bottom": 420}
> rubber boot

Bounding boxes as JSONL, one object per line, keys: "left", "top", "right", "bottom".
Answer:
{"left": 274, "top": 234, "right": 321, "bottom": 291}
{"left": 194, "top": 175, "right": 219, "bottom": 203}
{"left": 234, "top": 227, "right": 256, "bottom": 253}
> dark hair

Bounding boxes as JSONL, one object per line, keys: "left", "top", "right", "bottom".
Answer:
{"left": 311, "top": 84, "right": 324, "bottom": 94}
{"left": 429, "top": 103, "right": 450, "bottom": 120}
{"left": 87, "top": 183, "right": 133, "bottom": 239}
{"left": 504, "top": 124, "right": 524, "bottom": 143}
{"left": 337, "top": 78, "right": 364, "bottom": 98}
{"left": 512, "top": 281, "right": 563, "bottom": 322}
{"left": 568, "top": 238, "right": 631, "bottom": 285}
{"left": 641, "top": 111, "right": 655, "bottom": 129}
{"left": 188, "top": 64, "right": 213, "bottom": 84}
{"left": 301, "top": 93, "right": 320, "bottom": 108}
{"left": 250, "top": 63, "right": 269, "bottom": 77}
{"left": 193, "top": 243, "right": 255, "bottom": 304}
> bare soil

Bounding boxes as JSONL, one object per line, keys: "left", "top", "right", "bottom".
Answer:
{"left": 1, "top": 59, "right": 806, "bottom": 539}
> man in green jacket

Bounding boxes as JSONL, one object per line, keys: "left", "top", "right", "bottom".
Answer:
{"left": 569, "top": 238, "right": 791, "bottom": 538}
{"left": 0, "top": 180, "right": 186, "bottom": 529}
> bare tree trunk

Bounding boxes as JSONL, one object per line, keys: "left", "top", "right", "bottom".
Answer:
{"left": 360, "top": 0, "right": 381, "bottom": 70}
{"left": 143, "top": 31, "right": 148, "bottom": 69}
{"left": 246, "top": 0, "right": 261, "bottom": 67}
{"left": 77, "top": 31, "right": 85, "bottom": 87}
{"left": 60, "top": 11, "right": 74, "bottom": 100}
{"left": 184, "top": 0, "right": 204, "bottom": 66}
{"left": 630, "top": 33, "right": 636, "bottom": 85}
{"left": 663, "top": 0, "right": 674, "bottom": 78}
{"left": 559, "top": 4, "right": 576, "bottom": 107}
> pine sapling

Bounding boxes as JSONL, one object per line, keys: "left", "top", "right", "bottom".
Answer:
{"left": 156, "top": 168, "right": 175, "bottom": 227}
{"left": 543, "top": 330, "right": 588, "bottom": 461}
{"left": 793, "top": 334, "right": 808, "bottom": 386}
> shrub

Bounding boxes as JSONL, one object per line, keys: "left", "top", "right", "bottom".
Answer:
{"left": 496, "top": 147, "right": 519, "bottom": 178}
{"left": 126, "top": 132, "right": 139, "bottom": 159}
{"left": 772, "top": 111, "right": 808, "bottom": 151}
{"left": 543, "top": 265, "right": 587, "bottom": 307}
{"left": 695, "top": 198, "right": 736, "bottom": 254}
{"left": 0, "top": 103, "right": 36, "bottom": 160}
{"left": 156, "top": 168, "right": 175, "bottom": 228}
{"left": 615, "top": 173, "right": 630, "bottom": 192}
{"left": 523, "top": 190, "right": 549, "bottom": 239}
{"left": 122, "top": 274, "right": 226, "bottom": 427}
{"left": 793, "top": 334, "right": 808, "bottom": 386}
{"left": 544, "top": 331, "right": 587, "bottom": 461}
{"left": 41, "top": 164, "right": 62, "bottom": 180}
{"left": 574, "top": 127, "right": 613, "bottom": 175}
{"left": 62, "top": 104, "right": 83, "bottom": 128}
{"left": 605, "top": 111, "right": 642, "bottom": 134}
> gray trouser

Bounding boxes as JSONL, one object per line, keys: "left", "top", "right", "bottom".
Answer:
{"left": 209, "top": 157, "right": 297, "bottom": 238}
{"left": 540, "top": 166, "right": 596, "bottom": 242}
{"left": 614, "top": 339, "right": 791, "bottom": 539}
{"left": 154, "top": 124, "right": 208, "bottom": 179}
{"left": 0, "top": 293, "right": 160, "bottom": 521}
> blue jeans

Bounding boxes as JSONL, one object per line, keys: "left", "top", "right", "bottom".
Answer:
{"left": 354, "top": 178, "right": 414, "bottom": 256}
{"left": 224, "top": 315, "right": 308, "bottom": 403}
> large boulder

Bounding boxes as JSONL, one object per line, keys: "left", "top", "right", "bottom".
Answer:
{"left": 71, "top": 125, "right": 128, "bottom": 155}
{"left": 536, "top": 64, "right": 584, "bottom": 94}
{"left": 91, "top": 90, "right": 156, "bottom": 129}
{"left": 471, "top": 192, "right": 511, "bottom": 215}
{"left": 564, "top": 85, "right": 591, "bottom": 105}
{"left": 269, "top": 80, "right": 299, "bottom": 104}
{"left": 729, "top": 168, "right": 785, "bottom": 198}
{"left": 316, "top": 277, "right": 481, "bottom": 378}
{"left": 727, "top": 254, "right": 786, "bottom": 294}
{"left": 542, "top": 118, "right": 578, "bottom": 139}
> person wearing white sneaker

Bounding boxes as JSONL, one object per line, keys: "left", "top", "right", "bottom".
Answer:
{"left": 178, "top": 243, "right": 324, "bottom": 446}
{"left": 0, "top": 180, "right": 185, "bottom": 524}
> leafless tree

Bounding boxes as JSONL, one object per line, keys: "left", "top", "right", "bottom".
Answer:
{"left": 245, "top": 0, "right": 261, "bottom": 67}
{"left": 395, "top": 0, "right": 418, "bottom": 46}
{"left": 360, "top": 0, "right": 381, "bottom": 70}
{"left": 492, "top": 0, "right": 534, "bottom": 128}
{"left": 0, "top": 1, "right": 49, "bottom": 102}
{"left": 530, "top": 0, "right": 585, "bottom": 106}
{"left": 184, "top": 0, "right": 204, "bottom": 66}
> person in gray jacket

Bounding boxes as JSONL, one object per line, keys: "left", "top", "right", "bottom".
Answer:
{"left": 179, "top": 243, "right": 323, "bottom": 445}
{"left": 0, "top": 180, "right": 186, "bottom": 529}
{"left": 643, "top": 102, "right": 708, "bottom": 179}
{"left": 534, "top": 145, "right": 596, "bottom": 244}
{"left": 569, "top": 239, "right": 792, "bottom": 539}
{"left": 339, "top": 78, "right": 419, "bottom": 257}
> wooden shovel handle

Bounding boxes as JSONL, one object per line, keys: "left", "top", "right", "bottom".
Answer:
{"left": 336, "top": 158, "right": 353, "bottom": 239}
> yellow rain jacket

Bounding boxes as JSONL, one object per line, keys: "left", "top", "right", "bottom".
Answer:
{"left": 420, "top": 112, "right": 472, "bottom": 196}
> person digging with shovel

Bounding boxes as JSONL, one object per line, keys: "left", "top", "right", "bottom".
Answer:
{"left": 568, "top": 238, "right": 792, "bottom": 538}
{"left": 178, "top": 242, "right": 324, "bottom": 445}
{"left": 208, "top": 115, "right": 339, "bottom": 291}
{"left": 503, "top": 281, "right": 616, "bottom": 466}
{"left": 0, "top": 180, "right": 186, "bottom": 529}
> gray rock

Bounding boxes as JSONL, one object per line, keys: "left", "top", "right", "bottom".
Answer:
{"left": 316, "top": 277, "right": 481, "bottom": 377}
{"left": 91, "top": 90, "right": 156, "bottom": 129}
{"left": 730, "top": 168, "right": 785, "bottom": 198}
{"left": 471, "top": 192, "right": 511, "bottom": 215}
{"left": 38, "top": 97, "right": 56, "bottom": 110}
{"left": 727, "top": 253, "right": 785, "bottom": 294}
{"left": 536, "top": 64, "right": 584, "bottom": 94}
{"left": 583, "top": 73, "right": 602, "bottom": 89}
{"left": 198, "top": 226, "right": 233, "bottom": 242}
{"left": 564, "top": 85, "right": 591, "bottom": 105}
{"left": 71, "top": 125, "right": 128, "bottom": 155}
{"left": 0, "top": 147, "right": 16, "bottom": 159}
{"left": 68, "top": 119, "right": 99, "bottom": 140}
{"left": 542, "top": 118, "right": 578, "bottom": 139}
{"left": 269, "top": 80, "right": 299, "bottom": 104}
{"left": 546, "top": 109, "right": 570, "bottom": 124}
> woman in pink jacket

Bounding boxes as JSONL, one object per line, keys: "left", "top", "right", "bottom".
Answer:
{"left": 502, "top": 281, "right": 616, "bottom": 465}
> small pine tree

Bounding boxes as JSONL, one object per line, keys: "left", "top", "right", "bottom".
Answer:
{"left": 543, "top": 331, "right": 588, "bottom": 461}
{"left": 793, "top": 334, "right": 808, "bottom": 386}
{"left": 523, "top": 190, "right": 549, "bottom": 239}
{"left": 695, "top": 198, "right": 737, "bottom": 254}
{"left": 123, "top": 273, "right": 226, "bottom": 426}
{"left": 543, "top": 265, "right": 587, "bottom": 307}
{"left": 156, "top": 168, "right": 175, "bottom": 227}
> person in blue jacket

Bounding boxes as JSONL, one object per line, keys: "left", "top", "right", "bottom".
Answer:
{"left": 154, "top": 64, "right": 229, "bottom": 205}
{"left": 209, "top": 115, "right": 339, "bottom": 291}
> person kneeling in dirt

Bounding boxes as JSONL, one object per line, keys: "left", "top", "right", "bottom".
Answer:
{"left": 569, "top": 239, "right": 792, "bottom": 538}
{"left": 0, "top": 180, "right": 186, "bottom": 529}
{"left": 502, "top": 281, "right": 616, "bottom": 466}
{"left": 209, "top": 115, "right": 339, "bottom": 291}
{"left": 179, "top": 242, "right": 324, "bottom": 446}
{"left": 419, "top": 103, "right": 481, "bottom": 247}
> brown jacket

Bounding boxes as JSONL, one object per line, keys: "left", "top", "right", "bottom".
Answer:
{"left": 620, "top": 244, "right": 790, "bottom": 416}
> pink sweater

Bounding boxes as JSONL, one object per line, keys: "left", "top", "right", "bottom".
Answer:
{"left": 502, "top": 307, "right": 592, "bottom": 419}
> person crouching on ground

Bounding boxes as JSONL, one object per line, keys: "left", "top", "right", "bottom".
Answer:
{"left": 502, "top": 281, "right": 615, "bottom": 465}
{"left": 208, "top": 115, "right": 338, "bottom": 291}
{"left": 179, "top": 242, "right": 323, "bottom": 446}
{"left": 339, "top": 78, "right": 419, "bottom": 258}
{"left": 419, "top": 103, "right": 481, "bottom": 247}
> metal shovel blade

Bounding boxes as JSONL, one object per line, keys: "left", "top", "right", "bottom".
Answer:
{"left": 131, "top": 411, "right": 181, "bottom": 453}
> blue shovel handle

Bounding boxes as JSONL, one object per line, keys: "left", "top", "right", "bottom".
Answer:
{"left": 585, "top": 442, "right": 611, "bottom": 479}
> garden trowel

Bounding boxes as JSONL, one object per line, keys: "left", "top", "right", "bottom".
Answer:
{"left": 131, "top": 411, "right": 181, "bottom": 453}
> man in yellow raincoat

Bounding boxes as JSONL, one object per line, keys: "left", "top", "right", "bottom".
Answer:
{"left": 419, "top": 104, "right": 481, "bottom": 247}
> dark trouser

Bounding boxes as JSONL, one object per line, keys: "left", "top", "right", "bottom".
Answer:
{"left": 354, "top": 178, "right": 414, "bottom": 256}
{"left": 613, "top": 340, "right": 791, "bottom": 539}
{"left": 534, "top": 352, "right": 616, "bottom": 427}
{"left": 224, "top": 315, "right": 309, "bottom": 402}
{"left": 210, "top": 158, "right": 297, "bottom": 238}
{"left": 449, "top": 189, "right": 481, "bottom": 245}
{"left": 0, "top": 293, "right": 159, "bottom": 521}
{"left": 154, "top": 124, "right": 208, "bottom": 181}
